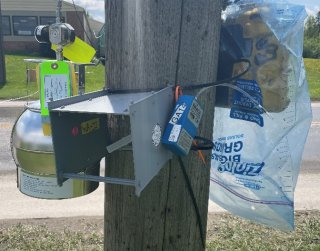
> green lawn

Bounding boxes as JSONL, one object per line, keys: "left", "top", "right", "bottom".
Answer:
{"left": 0, "top": 54, "right": 105, "bottom": 100}
{"left": 0, "top": 55, "right": 319, "bottom": 100}
{"left": 304, "top": 58, "right": 320, "bottom": 100}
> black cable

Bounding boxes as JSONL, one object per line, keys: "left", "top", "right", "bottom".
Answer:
{"left": 183, "top": 58, "right": 251, "bottom": 90}
{"left": 174, "top": 0, "right": 185, "bottom": 86}
{"left": 171, "top": 59, "right": 249, "bottom": 249}
{"left": 177, "top": 156, "right": 206, "bottom": 249}
{"left": 71, "top": 0, "right": 94, "bottom": 47}
{"left": 104, "top": 58, "right": 251, "bottom": 94}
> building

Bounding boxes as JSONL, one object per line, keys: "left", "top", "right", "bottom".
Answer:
{"left": 1, "top": 0, "right": 103, "bottom": 56}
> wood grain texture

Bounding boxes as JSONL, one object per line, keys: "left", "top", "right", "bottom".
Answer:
{"left": 0, "top": 1, "right": 6, "bottom": 85}
{"left": 104, "top": 1, "right": 222, "bottom": 250}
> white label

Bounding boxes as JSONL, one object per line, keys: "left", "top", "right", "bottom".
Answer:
{"left": 168, "top": 124, "right": 182, "bottom": 142}
{"left": 188, "top": 100, "right": 203, "bottom": 127}
{"left": 19, "top": 169, "right": 73, "bottom": 199}
{"left": 43, "top": 74, "right": 69, "bottom": 108}
{"left": 177, "top": 128, "right": 193, "bottom": 154}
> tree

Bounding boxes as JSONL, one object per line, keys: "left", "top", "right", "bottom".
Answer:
{"left": 0, "top": 0, "right": 6, "bottom": 85}
{"left": 104, "top": 1, "right": 222, "bottom": 250}
{"left": 316, "top": 11, "right": 320, "bottom": 27}
{"left": 303, "top": 12, "right": 320, "bottom": 58}
{"left": 305, "top": 11, "right": 320, "bottom": 39}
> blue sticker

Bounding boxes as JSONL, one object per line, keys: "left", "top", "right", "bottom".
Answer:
{"left": 230, "top": 79, "right": 264, "bottom": 127}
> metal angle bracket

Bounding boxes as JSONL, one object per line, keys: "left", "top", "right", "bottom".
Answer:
{"left": 48, "top": 86, "right": 174, "bottom": 196}
{"left": 106, "top": 135, "right": 132, "bottom": 153}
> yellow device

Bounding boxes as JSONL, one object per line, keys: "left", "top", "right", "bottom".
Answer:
{"left": 35, "top": 24, "right": 98, "bottom": 64}
{"left": 51, "top": 37, "right": 97, "bottom": 64}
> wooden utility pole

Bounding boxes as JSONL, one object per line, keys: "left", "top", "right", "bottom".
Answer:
{"left": 104, "top": 1, "right": 222, "bottom": 250}
{"left": 0, "top": 0, "right": 6, "bottom": 86}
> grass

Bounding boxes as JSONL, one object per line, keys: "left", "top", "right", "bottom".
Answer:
{"left": 0, "top": 211, "right": 319, "bottom": 251}
{"left": 0, "top": 54, "right": 105, "bottom": 100}
{"left": 304, "top": 58, "right": 320, "bottom": 100}
{"left": 0, "top": 55, "right": 319, "bottom": 100}
{"left": 0, "top": 223, "right": 103, "bottom": 251}
{"left": 207, "top": 211, "right": 320, "bottom": 251}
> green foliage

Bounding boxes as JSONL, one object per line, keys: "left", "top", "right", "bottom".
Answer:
{"left": 304, "top": 13, "right": 320, "bottom": 59}
{"left": 305, "top": 14, "right": 320, "bottom": 39}
{"left": 304, "top": 38, "right": 320, "bottom": 59}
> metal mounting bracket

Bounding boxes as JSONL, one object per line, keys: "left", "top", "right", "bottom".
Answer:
{"left": 106, "top": 135, "right": 132, "bottom": 153}
{"left": 48, "top": 86, "right": 174, "bottom": 196}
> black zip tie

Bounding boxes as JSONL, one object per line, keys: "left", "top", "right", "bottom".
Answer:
{"left": 191, "top": 136, "right": 214, "bottom": 151}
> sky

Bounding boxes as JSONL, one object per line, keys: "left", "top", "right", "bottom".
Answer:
{"left": 67, "top": 0, "right": 320, "bottom": 23}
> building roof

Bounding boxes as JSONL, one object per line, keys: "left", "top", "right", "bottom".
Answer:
{"left": 87, "top": 17, "right": 104, "bottom": 33}
{"left": 1, "top": 0, "right": 84, "bottom": 12}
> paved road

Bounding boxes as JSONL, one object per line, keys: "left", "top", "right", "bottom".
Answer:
{"left": 0, "top": 101, "right": 319, "bottom": 219}
{"left": 302, "top": 102, "right": 320, "bottom": 165}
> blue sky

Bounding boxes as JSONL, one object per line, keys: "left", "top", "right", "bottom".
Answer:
{"left": 68, "top": 0, "right": 320, "bottom": 23}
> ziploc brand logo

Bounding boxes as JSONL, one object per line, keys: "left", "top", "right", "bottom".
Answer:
{"left": 211, "top": 134, "right": 265, "bottom": 177}
{"left": 217, "top": 161, "right": 265, "bottom": 176}
{"left": 169, "top": 103, "right": 187, "bottom": 125}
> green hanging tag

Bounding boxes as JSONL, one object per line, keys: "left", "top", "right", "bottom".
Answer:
{"left": 39, "top": 61, "right": 72, "bottom": 117}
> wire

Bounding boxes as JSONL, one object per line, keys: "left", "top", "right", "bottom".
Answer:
{"left": 93, "top": 30, "right": 103, "bottom": 39}
{"left": 174, "top": 0, "right": 186, "bottom": 86}
{"left": 177, "top": 156, "right": 206, "bottom": 249}
{"left": 0, "top": 91, "right": 39, "bottom": 104}
{"left": 196, "top": 82, "right": 271, "bottom": 117}
{"left": 175, "top": 85, "right": 183, "bottom": 102}
{"left": 105, "top": 58, "right": 251, "bottom": 95}
{"left": 184, "top": 58, "right": 251, "bottom": 91}
{"left": 71, "top": 0, "right": 94, "bottom": 47}
{"left": 192, "top": 138, "right": 207, "bottom": 165}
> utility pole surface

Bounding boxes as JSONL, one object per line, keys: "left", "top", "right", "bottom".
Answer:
{"left": 104, "top": 1, "right": 222, "bottom": 250}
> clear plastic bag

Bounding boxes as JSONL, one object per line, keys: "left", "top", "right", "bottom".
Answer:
{"left": 210, "top": 0, "right": 312, "bottom": 231}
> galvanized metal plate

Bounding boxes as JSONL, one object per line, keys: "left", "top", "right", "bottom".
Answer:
{"left": 129, "top": 86, "right": 174, "bottom": 196}
{"left": 50, "top": 90, "right": 152, "bottom": 115}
